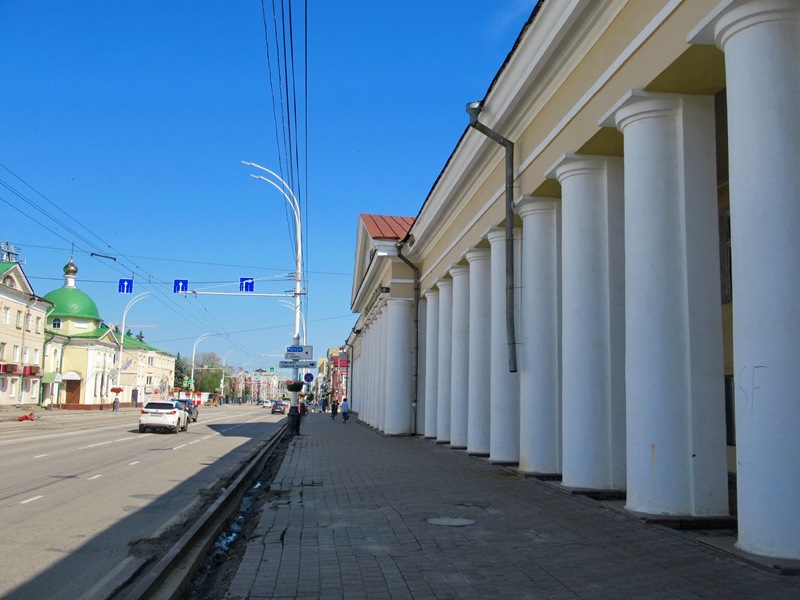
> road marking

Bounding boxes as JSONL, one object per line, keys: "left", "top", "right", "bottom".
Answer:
{"left": 20, "top": 495, "right": 43, "bottom": 504}
{"left": 79, "top": 441, "right": 113, "bottom": 449}
{"left": 87, "top": 474, "right": 103, "bottom": 480}
{"left": 129, "top": 461, "right": 140, "bottom": 465}
{"left": 174, "top": 444, "right": 188, "bottom": 450}
{"left": 34, "top": 454, "right": 49, "bottom": 458}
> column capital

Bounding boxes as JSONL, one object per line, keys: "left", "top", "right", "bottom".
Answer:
{"left": 547, "top": 152, "right": 621, "bottom": 182}
{"left": 434, "top": 276, "right": 453, "bottom": 289}
{"left": 386, "top": 296, "right": 414, "bottom": 308}
{"left": 516, "top": 195, "right": 558, "bottom": 219}
{"left": 448, "top": 263, "right": 470, "bottom": 278}
{"left": 599, "top": 89, "right": 683, "bottom": 132}
{"left": 689, "top": 0, "right": 799, "bottom": 48}
{"left": 485, "top": 226, "right": 520, "bottom": 244}
{"left": 464, "top": 247, "right": 490, "bottom": 263}
{"left": 423, "top": 287, "right": 439, "bottom": 299}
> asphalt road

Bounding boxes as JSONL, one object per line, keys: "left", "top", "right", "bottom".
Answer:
{"left": 0, "top": 404, "right": 283, "bottom": 600}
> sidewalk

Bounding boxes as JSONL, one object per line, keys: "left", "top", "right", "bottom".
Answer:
{"left": 226, "top": 413, "right": 800, "bottom": 600}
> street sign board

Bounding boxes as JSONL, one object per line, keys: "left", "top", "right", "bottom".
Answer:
{"left": 118, "top": 278, "right": 134, "bottom": 293}
{"left": 239, "top": 277, "right": 255, "bottom": 292}
{"left": 279, "top": 360, "right": 316, "bottom": 369}
{"left": 303, "top": 372, "right": 314, "bottom": 383}
{"left": 285, "top": 345, "right": 313, "bottom": 360}
{"left": 173, "top": 279, "right": 189, "bottom": 293}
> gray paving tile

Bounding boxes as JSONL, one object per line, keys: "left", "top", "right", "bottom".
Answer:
{"left": 224, "top": 414, "right": 800, "bottom": 599}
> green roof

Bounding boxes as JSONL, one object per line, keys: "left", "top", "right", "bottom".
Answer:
{"left": 43, "top": 286, "right": 101, "bottom": 320}
{"left": 118, "top": 331, "right": 174, "bottom": 356}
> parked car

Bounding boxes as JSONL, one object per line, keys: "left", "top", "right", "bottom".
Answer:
{"left": 176, "top": 399, "right": 199, "bottom": 422}
{"left": 258, "top": 398, "right": 271, "bottom": 408}
{"left": 139, "top": 400, "right": 189, "bottom": 433}
{"left": 271, "top": 401, "right": 287, "bottom": 414}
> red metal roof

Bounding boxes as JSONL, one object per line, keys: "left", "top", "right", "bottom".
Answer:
{"left": 360, "top": 214, "right": 415, "bottom": 241}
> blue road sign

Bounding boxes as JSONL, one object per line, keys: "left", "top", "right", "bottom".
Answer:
{"left": 240, "top": 277, "right": 255, "bottom": 292}
{"left": 303, "top": 372, "right": 314, "bottom": 383}
{"left": 118, "top": 279, "right": 134, "bottom": 293}
{"left": 173, "top": 279, "right": 189, "bottom": 293}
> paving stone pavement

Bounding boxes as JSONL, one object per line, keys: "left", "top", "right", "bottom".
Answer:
{"left": 225, "top": 413, "right": 800, "bottom": 599}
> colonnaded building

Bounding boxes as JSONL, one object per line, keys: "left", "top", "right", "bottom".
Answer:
{"left": 346, "top": 0, "right": 799, "bottom": 563}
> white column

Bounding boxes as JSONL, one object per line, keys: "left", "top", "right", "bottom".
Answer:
{"left": 610, "top": 92, "right": 728, "bottom": 516}
{"left": 384, "top": 297, "right": 414, "bottom": 435}
{"left": 552, "top": 154, "right": 626, "bottom": 490}
{"left": 435, "top": 277, "right": 453, "bottom": 443}
{"left": 375, "top": 304, "right": 387, "bottom": 431}
{"left": 465, "top": 248, "right": 491, "bottom": 455}
{"left": 423, "top": 289, "right": 440, "bottom": 438}
{"left": 364, "top": 320, "right": 375, "bottom": 426}
{"left": 449, "top": 264, "right": 470, "bottom": 449}
{"left": 356, "top": 318, "right": 372, "bottom": 424}
{"left": 709, "top": 0, "right": 800, "bottom": 559}
{"left": 486, "top": 227, "right": 520, "bottom": 463}
{"left": 416, "top": 296, "right": 427, "bottom": 435}
{"left": 516, "top": 196, "right": 561, "bottom": 475}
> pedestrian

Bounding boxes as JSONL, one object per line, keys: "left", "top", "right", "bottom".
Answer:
{"left": 331, "top": 400, "right": 339, "bottom": 420}
{"left": 340, "top": 398, "right": 350, "bottom": 423}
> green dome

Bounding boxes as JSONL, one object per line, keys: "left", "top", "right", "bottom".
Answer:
{"left": 44, "top": 287, "right": 101, "bottom": 320}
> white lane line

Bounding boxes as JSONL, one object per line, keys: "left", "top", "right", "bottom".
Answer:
{"left": 34, "top": 454, "right": 49, "bottom": 458}
{"left": 79, "top": 441, "right": 113, "bottom": 449}
{"left": 129, "top": 461, "right": 140, "bottom": 465}
{"left": 21, "top": 495, "right": 43, "bottom": 504}
{"left": 174, "top": 444, "right": 188, "bottom": 450}
{"left": 87, "top": 474, "right": 102, "bottom": 480}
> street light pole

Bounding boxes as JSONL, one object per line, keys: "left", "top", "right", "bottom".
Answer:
{"left": 115, "top": 291, "right": 150, "bottom": 410}
{"left": 244, "top": 161, "right": 304, "bottom": 427}
{"left": 191, "top": 333, "right": 212, "bottom": 397}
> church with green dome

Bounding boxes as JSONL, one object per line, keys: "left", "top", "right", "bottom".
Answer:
{"left": 40, "top": 259, "right": 175, "bottom": 409}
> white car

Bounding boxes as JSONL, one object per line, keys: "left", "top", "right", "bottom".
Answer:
{"left": 139, "top": 400, "right": 189, "bottom": 434}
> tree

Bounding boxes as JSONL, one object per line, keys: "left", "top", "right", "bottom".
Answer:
{"left": 195, "top": 351, "right": 223, "bottom": 393}
{"left": 174, "top": 353, "right": 189, "bottom": 388}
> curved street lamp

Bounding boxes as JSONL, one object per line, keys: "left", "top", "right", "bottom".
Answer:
{"left": 190, "top": 333, "right": 213, "bottom": 393}
{"left": 243, "top": 161, "right": 305, "bottom": 421}
{"left": 114, "top": 291, "right": 151, "bottom": 409}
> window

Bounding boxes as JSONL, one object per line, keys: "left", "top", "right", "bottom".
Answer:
{"left": 52, "top": 318, "right": 62, "bottom": 330}
{"left": 13, "top": 345, "right": 20, "bottom": 362}
{"left": 16, "top": 310, "right": 22, "bottom": 328}
{"left": 34, "top": 349, "right": 40, "bottom": 364}
{"left": 2, "top": 307, "right": 9, "bottom": 325}
{"left": 719, "top": 206, "right": 732, "bottom": 304}
{"left": 146, "top": 376, "right": 153, "bottom": 385}
{"left": 148, "top": 357, "right": 154, "bottom": 366}
{"left": 35, "top": 316, "right": 42, "bottom": 333}
{"left": 23, "top": 347, "right": 29, "bottom": 363}
{"left": 2, "top": 275, "right": 15, "bottom": 289}
{"left": 0, "top": 342, "right": 4, "bottom": 360}
{"left": 25, "top": 312, "right": 31, "bottom": 331}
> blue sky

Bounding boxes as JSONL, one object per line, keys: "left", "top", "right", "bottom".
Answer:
{"left": 0, "top": 1, "right": 533, "bottom": 373}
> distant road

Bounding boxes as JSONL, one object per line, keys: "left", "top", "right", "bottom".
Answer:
{"left": 0, "top": 405, "right": 282, "bottom": 600}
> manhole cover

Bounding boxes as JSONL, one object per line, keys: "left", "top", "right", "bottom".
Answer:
{"left": 425, "top": 517, "right": 476, "bottom": 527}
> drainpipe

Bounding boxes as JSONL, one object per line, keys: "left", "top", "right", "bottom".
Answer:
{"left": 396, "top": 243, "right": 420, "bottom": 433}
{"left": 466, "top": 101, "right": 518, "bottom": 372}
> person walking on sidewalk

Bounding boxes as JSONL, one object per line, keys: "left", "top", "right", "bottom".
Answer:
{"left": 340, "top": 398, "right": 350, "bottom": 423}
{"left": 331, "top": 400, "right": 339, "bottom": 420}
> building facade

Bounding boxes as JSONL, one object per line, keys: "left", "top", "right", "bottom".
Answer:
{"left": 41, "top": 259, "right": 175, "bottom": 409}
{"left": 348, "top": 0, "right": 800, "bottom": 561}
{"left": 0, "top": 261, "right": 51, "bottom": 405}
